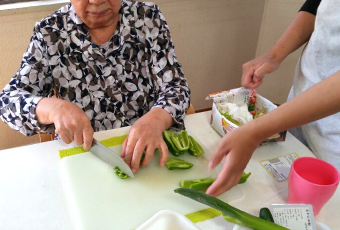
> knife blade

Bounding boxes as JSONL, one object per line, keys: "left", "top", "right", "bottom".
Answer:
{"left": 90, "top": 138, "right": 134, "bottom": 178}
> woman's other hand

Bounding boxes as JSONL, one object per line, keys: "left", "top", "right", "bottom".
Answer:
{"left": 241, "top": 52, "right": 281, "bottom": 89}
{"left": 121, "top": 108, "right": 174, "bottom": 174}
{"left": 36, "top": 98, "right": 94, "bottom": 150}
{"left": 206, "top": 122, "right": 262, "bottom": 197}
{"left": 242, "top": 11, "right": 316, "bottom": 90}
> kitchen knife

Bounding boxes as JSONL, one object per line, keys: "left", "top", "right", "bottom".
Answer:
{"left": 90, "top": 138, "right": 134, "bottom": 178}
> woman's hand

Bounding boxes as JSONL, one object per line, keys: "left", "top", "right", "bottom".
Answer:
{"left": 241, "top": 52, "right": 281, "bottom": 89}
{"left": 242, "top": 11, "right": 316, "bottom": 89}
{"left": 206, "top": 122, "right": 262, "bottom": 197}
{"left": 36, "top": 98, "right": 94, "bottom": 150}
{"left": 121, "top": 108, "right": 174, "bottom": 174}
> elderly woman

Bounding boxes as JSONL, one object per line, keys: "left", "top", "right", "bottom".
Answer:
{"left": 0, "top": 0, "right": 190, "bottom": 174}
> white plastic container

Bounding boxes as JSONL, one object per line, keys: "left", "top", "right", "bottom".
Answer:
{"left": 207, "top": 87, "right": 286, "bottom": 143}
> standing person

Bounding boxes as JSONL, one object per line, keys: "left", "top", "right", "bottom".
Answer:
{"left": 206, "top": 0, "right": 340, "bottom": 197}
{"left": 0, "top": 0, "right": 190, "bottom": 175}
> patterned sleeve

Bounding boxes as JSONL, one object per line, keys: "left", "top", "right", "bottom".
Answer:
{"left": 0, "top": 23, "right": 55, "bottom": 136}
{"left": 148, "top": 5, "right": 191, "bottom": 129}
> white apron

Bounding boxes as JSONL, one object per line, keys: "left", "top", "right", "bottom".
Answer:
{"left": 288, "top": 0, "right": 340, "bottom": 171}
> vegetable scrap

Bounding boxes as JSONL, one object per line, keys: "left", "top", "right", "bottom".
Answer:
{"left": 188, "top": 136, "right": 204, "bottom": 157}
{"left": 114, "top": 166, "right": 129, "bottom": 179}
{"left": 163, "top": 130, "right": 204, "bottom": 157}
{"left": 179, "top": 172, "right": 251, "bottom": 191}
{"left": 165, "top": 158, "right": 193, "bottom": 170}
{"left": 238, "top": 172, "right": 251, "bottom": 184}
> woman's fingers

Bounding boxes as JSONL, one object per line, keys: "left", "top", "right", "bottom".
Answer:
{"left": 48, "top": 100, "right": 94, "bottom": 148}
{"left": 241, "top": 53, "right": 281, "bottom": 89}
{"left": 208, "top": 135, "right": 231, "bottom": 169}
{"left": 121, "top": 138, "right": 128, "bottom": 158}
{"left": 139, "top": 145, "right": 155, "bottom": 168}
{"left": 158, "top": 142, "right": 169, "bottom": 167}
{"left": 82, "top": 127, "right": 94, "bottom": 151}
{"left": 206, "top": 158, "right": 243, "bottom": 197}
{"left": 119, "top": 108, "right": 173, "bottom": 174}
{"left": 74, "top": 130, "right": 83, "bottom": 146}
{"left": 130, "top": 139, "right": 147, "bottom": 174}
{"left": 123, "top": 132, "right": 139, "bottom": 169}
{"left": 58, "top": 131, "right": 72, "bottom": 144}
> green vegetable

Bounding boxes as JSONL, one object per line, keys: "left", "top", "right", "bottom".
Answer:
{"left": 163, "top": 130, "right": 181, "bottom": 156}
{"left": 238, "top": 172, "right": 251, "bottom": 184}
{"left": 259, "top": 207, "right": 274, "bottom": 223}
{"left": 248, "top": 103, "right": 255, "bottom": 112}
{"left": 174, "top": 188, "right": 288, "bottom": 230}
{"left": 180, "top": 172, "right": 251, "bottom": 191}
{"left": 171, "top": 130, "right": 190, "bottom": 152}
{"left": 163, "top": 130, "right": 205, "bottom": 157}
{"left": 254, "top": 112, "right": 265, "bottom": 119}
{"left": 179, "top": 178, "right": 215, "bottom": 191}
{"left": 165, "top": 157, "right": 193, "bottom": 170}
{"left": 113, "top": 166, "right": 129, "bottom": 179}
{"left": 188, "top": 135, "right": 204, "bottom": 156}
{"left": 220, "top": 111, "right": 241, "bottom": 126}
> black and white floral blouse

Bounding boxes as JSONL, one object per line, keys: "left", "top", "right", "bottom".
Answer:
{"left": 0, "top": 0, "right": 190, "bottom": 136}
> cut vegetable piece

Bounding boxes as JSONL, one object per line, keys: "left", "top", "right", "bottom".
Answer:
{"left": 165, "top": 157, "right": 193, "bottom": 170}
{"left": 179, "top": 178, "right": 215, "bottom": 191}
{"left": 188, "top": 135, "right": 204, "bottom": 156}
{"left": 238, "top": 172, "right": 251, "bottom": 184}
{"left": 171, "top": 130, "right": 190, "bottom": 152}
{"left": 179, "top": 172, "right": 251, "bottom": 191}
{"left": 114, "top": 166, "right": 129, "bottom": 179}
{"left": 163, "top": 130, "right": 181, "bottom": 156}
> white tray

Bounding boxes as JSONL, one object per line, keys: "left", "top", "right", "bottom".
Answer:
{"left": 136, "top": 210, "right": 201, "bottom": 230}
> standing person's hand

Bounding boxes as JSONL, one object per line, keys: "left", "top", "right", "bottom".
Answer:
{"left": 206, "top": 123, "right": 262, "bottom": 197}
{"left": 241, "top": 52, "right": 281, "bottom": 89}
{"left": 121, "top": 108, "right": 174, "bottom": 174}
{"left": 36, "top": 98, "right": 94, "bottom": 150}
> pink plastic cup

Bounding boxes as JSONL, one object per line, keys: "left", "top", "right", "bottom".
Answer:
{"left": 288, "top": 157, "right": 340, "bottom": 216}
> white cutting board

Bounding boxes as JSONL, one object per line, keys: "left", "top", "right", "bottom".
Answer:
{"left": 60, "top": 130, "right": 243, "bottom": 230}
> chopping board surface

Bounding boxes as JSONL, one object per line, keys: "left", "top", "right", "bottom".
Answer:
{"left": 60, "top": 134, "right": 243, "bottom": 230}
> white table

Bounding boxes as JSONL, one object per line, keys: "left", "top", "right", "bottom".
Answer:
{"left": 0, "top": 111, "right": 338, "bottom": 230}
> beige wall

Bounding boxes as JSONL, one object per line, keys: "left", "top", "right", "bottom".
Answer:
{"left": 157, "top": 0, "right": 265, "bottom": 109}
{"left": 0, "top": 0, "right": 304, "bottom": 150}
{"left": 0, "top": 9, "right": 55, "bottom": 149}
{"left": 255, "top": 0, "right": 305, "bottom": 104}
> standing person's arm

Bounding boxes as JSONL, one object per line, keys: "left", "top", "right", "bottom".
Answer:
{"left": 242, "top": 11, "right": 316, "bottom": 89}
{"left": 207, "top": 69, "right": 340, "bottom": 196}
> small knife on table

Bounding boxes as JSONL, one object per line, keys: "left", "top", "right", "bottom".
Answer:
{"left": 90, "top": 138, "right": 134, "bottom": 178}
